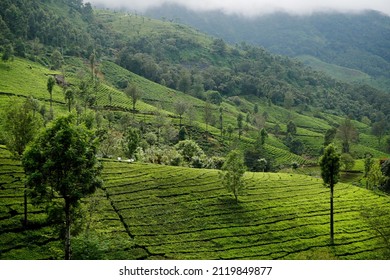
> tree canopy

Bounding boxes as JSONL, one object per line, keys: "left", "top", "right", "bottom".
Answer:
{"left": 22, "top": 115, "right": 103, "bottom": 259}
{"left": 220, "top": 149, "right": 246, "bottom": 203}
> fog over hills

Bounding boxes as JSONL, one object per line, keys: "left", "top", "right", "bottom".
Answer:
{"left": 89, "top": 0, "right": 390, "bottom": 16}
{"left": 141, "top": 4, "right": 390, "bottom": 92}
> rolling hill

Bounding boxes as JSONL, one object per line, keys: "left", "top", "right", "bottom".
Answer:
{"left": 145, "top": 5, "right": 390, "bottom": 92}
{"left": 0, "top": 0, "right": 389, "bottom": 260}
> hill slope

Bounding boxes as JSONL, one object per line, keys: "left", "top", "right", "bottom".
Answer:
{"left": 1, "top": 147, "right": 390, "bottom": 259}
{"left": 1, "top": 0, "right": 388, "bottom": 163}
{"left": 145, "top": 5, "right": 390, "bottom": 92}
{"left": 0, "top": 1, "right": 390, "bottom": 260}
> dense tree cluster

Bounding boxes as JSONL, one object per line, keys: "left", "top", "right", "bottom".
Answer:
{"left": 0, "top": 0, "right": 108, "bottom": 60}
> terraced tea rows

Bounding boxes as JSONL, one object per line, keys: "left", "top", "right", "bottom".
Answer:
{"left": 101, "top": 160, "right": 390, "bottom": 260}
{"left": 1, "top": 147, "right": 390, "bottom": 259}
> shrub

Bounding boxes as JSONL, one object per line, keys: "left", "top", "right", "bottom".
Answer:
{"left": 292, "top": 162, "right": 300, "bottom": 170}
{"left": 175, "top": 140, "right": 204, "bottom": 162}
{"left": 161, "top": 148, "right": 183, "bottom": 166}
{"left": 212, "top": 156, "right": 225, "bottom": 170}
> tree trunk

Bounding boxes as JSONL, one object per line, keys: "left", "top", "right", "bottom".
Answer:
{"left": 65, "top": 198, "right": 71, "bottom": 260}
{"left": 330, "top": 182, "right": 334, "bottom": 245}
{"left": 50, "top": 92, "right": 53, "bottom": 111}
{"left": 23, "top": 183, "right": 28, "bottom": 228}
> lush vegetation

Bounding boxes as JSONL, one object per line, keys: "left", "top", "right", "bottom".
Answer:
{"left": 146, "top": 5, "right": 390, "bottom": 91}
{"left": 0, "top": 0, "right": 389, "bottom": 260}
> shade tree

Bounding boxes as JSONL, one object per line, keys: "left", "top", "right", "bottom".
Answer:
{"left": 319, "top": 144, "right": 341, "bottom": 245}
{"left": 22, "top": 115, "right": 102, "bottom": 260}
{"left": 220, "top": 149, "right": 246, "bottom": 203}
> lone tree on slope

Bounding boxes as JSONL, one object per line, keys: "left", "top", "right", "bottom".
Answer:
{"left": 319, "top": 144, "right": 341, "bottom": 245}
{"left": 336, "top": 117, "right": 358, "bottom": 153}
{"left": 47, "top": 76, "right": 56, "bottom": 113}
{"left": 220, "top": 149, "right": 246, "bottom": 203}
{"left": 22, "top": 115, "right": 102, "bottom": 260}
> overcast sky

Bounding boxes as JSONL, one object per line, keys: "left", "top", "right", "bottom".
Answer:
{"left": 89, "top": 0, "right": 390, "bottom": 16}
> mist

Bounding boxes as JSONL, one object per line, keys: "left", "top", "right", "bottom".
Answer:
{"left": 88, "top": 0, "right": 390, "bottom": 16}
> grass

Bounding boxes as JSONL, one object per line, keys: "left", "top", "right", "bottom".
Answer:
{"left": 1, "top": 147, "right": 389, "bottom": 260}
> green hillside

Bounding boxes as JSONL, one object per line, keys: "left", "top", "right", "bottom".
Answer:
{"left": 1, "top": 147, "right": 390, "bottom": 260}
{"left": 146, "top": 5, "right": 390, "bottom": 92}
{"left": 297, "top": 55, "right": 372, "bottom": 85}
{"left": 0, "top": 0, "right": 389, "bottom": 260}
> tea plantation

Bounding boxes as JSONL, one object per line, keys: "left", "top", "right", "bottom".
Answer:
{"left": 1, "top": 145, "right": 389, "bottom": 260}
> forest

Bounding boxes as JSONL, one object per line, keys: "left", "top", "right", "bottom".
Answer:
{"left": 146, "top": 4, "right": 390, "bottom": 91}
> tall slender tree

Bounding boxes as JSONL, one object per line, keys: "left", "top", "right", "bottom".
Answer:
{"left": 125, "top": 83, "right": 142, "bottom": 115}
{"left": 237, "top": 113, "right": 244, "bottom": 139}
{"left": 174, "top": 100, "right": 187, "bottom": 128}
{"left": 219, "top": 106, "right": 223, "bottom": 137}
{"left": 319, "top": 144, "right": 341, "bottom": 245}
{"left": 204, "top": 101, "right": 213, "bottom": 132}
{"left": 220, "top": 149, "right": 246, "bottom": 203}
{"left": 337, "top": 117, "right": 358, "bottom": 153}
{"left": 64, "top": 88, "right": 74, "bottom": 112}
{"left": 47, "top": 76, "right": 56, "bottom": 113}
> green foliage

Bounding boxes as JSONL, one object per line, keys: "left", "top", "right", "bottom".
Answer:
{"left": 340, "top": 153, "right": 355, "bottom": 171}
{"left": 319, "top": 144, "right": 341, "bottom": 187}
{"left": 291, "top": 161, "right": 300, "bottom": 170}
{"left": 125, "top": 83, "right": 142, "bottom": 111}
{"left": 178, "top": 126, "right": 187, "bottom": 141}
{"left": 123, "top": 128, "right": 140, "bottom": 159}
{"left": 364, "top": 153, "right": 374, "bottom": 178}
{"left": 175, "top": 140, "right": 204, "bottom": 162}
{"left": 367, "top": 161, "right": 386, "bottom": 190}
{"left": 237, "top": 113, "right": 243, "bottom": 139}
{"left": 207, "top": 90, "right": 222, "bottom": 105}
{"left": 371, "top": 120, "right": 388, "bottom": 146}
{"left": 47, "top": 76, "right": 56, "bottom": 113}
{"left": 211, "top": 38, "right": 227, "bottom": 56}
{"left": 1, "top": 43, "right": 14, "bottom": 62}
{"left": 324, "top": 127, "right": 337, "bottom": 146}
{"left": 23, "top": 115, "right": 102, "bottom": 201}
{"left": 1, "top": 98, "right": 42, "bottom": 158}
{"left": 144, "top": 132, "right": 157, "bottom": 147}
{"left": 361, "top": 206, "right": 390, "bottom": 257}
{"left": 220, "top": 149, "right": 246, "bottom": 203}
{"left": 64, "top": 88, "right": 75, "bottom": 112}
{"left": 150, "top": 7, "right": 390, "bottom": 91}
{"left": 50, "top": 50, "right": 63, "bottom": 70}
{"left": 319, "top": 144, "right": 341, "bottom": 245}
{"left": 260, "top": 128, "right": 268, "bottom": 145}
{"left": 258, "top": 158, "right": 268, "bottom": 172}
{"left": 287, "top": 121, "right": 297, "bottom": 135}
{"left": 22, "top": 115, "right": 102, "bottom": 259}
{"left": 381, "top": 160, "right": 390, "bottom": 192}
{"left": 337, "top": 118, "right": 359, "bottom": 154}
{"left": 174, "top": 100, "right": 188, "bottom": 127}
{"left": 285, "top": 134, "right": 305, "bottom": 156}
{"left": 387, "top": 137, "right": 390, "bottom": 154}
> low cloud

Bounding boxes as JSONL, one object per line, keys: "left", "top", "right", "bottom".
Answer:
{"left": 89, "top": 0, "right": 390, "bottom": 16}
